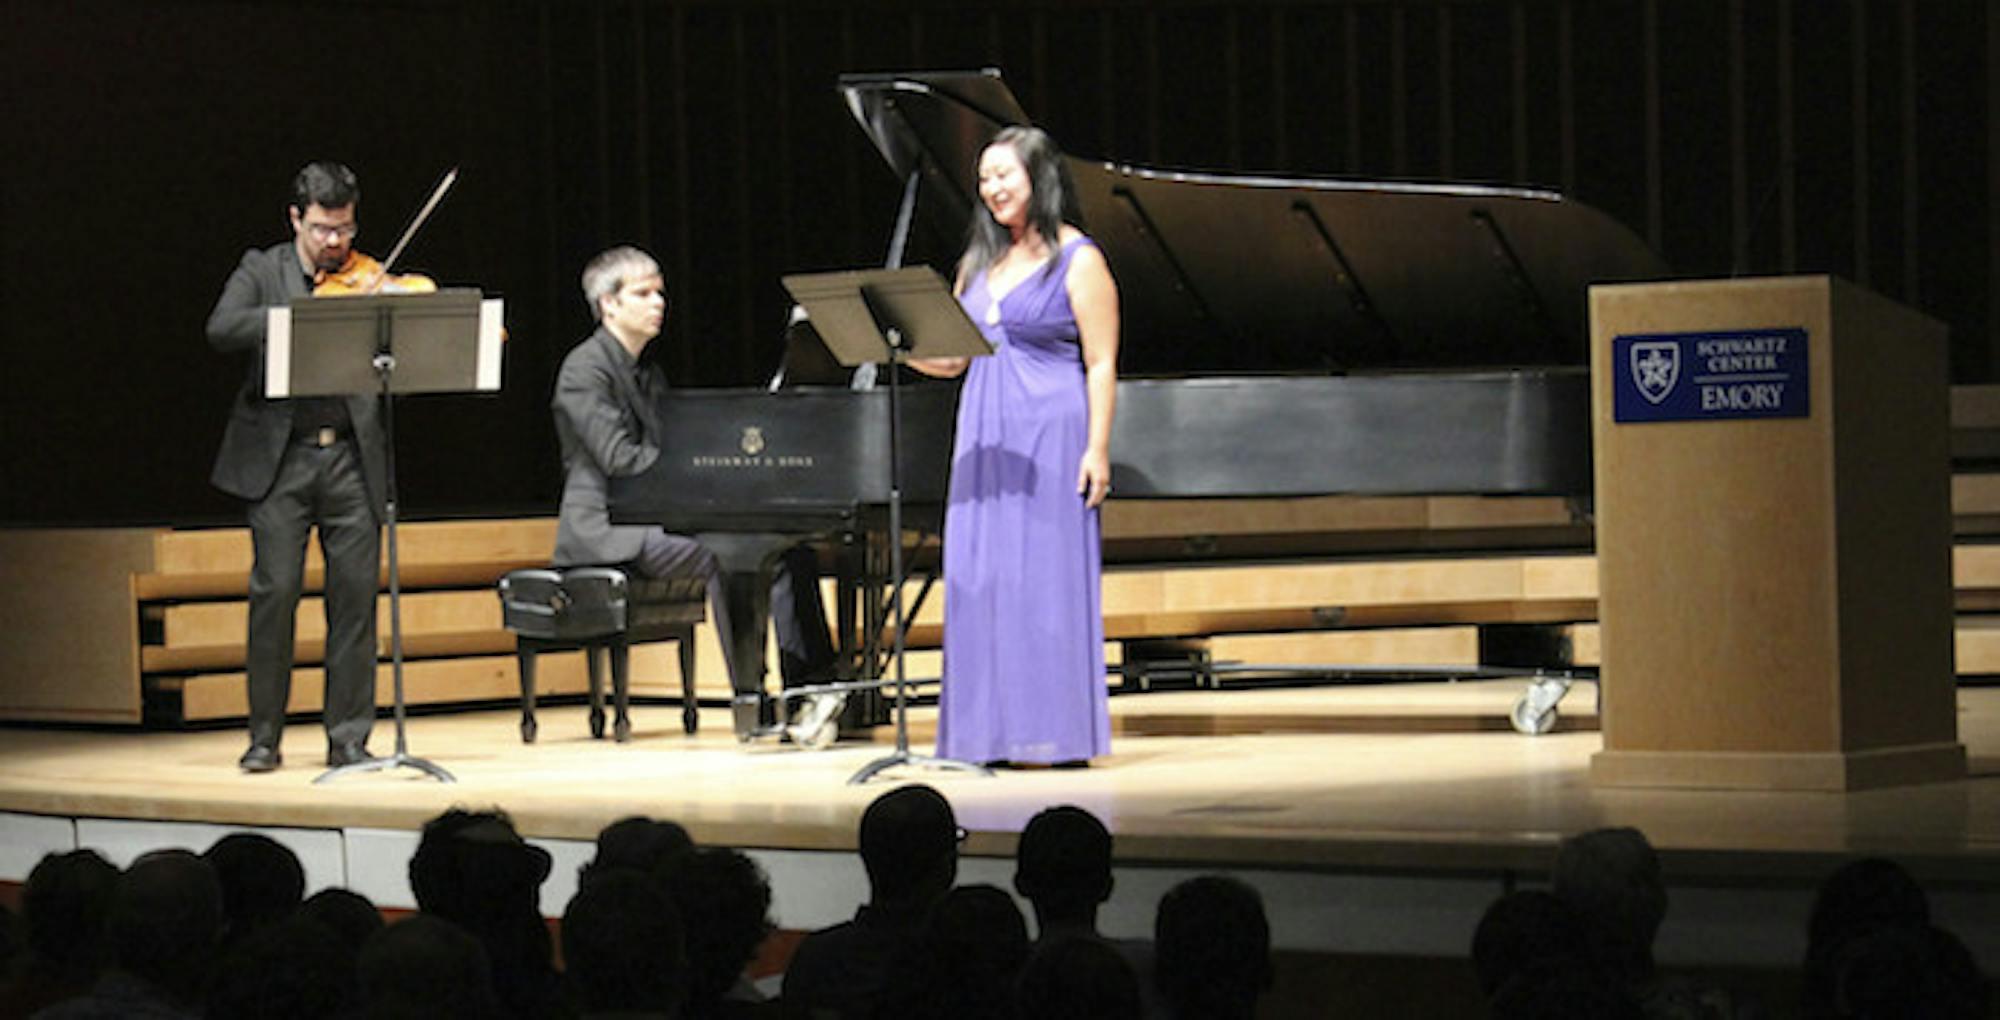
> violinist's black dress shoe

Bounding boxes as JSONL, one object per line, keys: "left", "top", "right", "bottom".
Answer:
{"left": 326, "top": 743, "right": 374, "bottom": 768}
{"left": 238, "top": 745, "right": 282, "bottom": 773}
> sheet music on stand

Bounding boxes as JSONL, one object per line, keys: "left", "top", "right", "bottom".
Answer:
{"left": 266, "top": 288, "right": 507, "bottom": 784}
{"left": 782, "top": 265, "right": 993, "bottom": 784}
{"left": 266, "top": 290, "right": 505, "bottom": 397}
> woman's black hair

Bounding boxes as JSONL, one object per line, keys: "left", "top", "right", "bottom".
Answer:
{"left": 957, "top": 125, "right": 1083, "bottom": 285}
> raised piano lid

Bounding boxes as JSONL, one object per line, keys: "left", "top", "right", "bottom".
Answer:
{"left": 838, "top": 69, "right": 1671, "bottom": 375}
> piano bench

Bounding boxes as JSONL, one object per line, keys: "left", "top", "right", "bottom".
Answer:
{"left": 497, "top": 567, "right": 706, "bottom": 744}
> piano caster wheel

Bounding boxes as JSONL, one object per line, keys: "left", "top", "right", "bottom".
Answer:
{"left": 682, "top": 705, "right": 699, "bottom": 736}
{"left": 614, "top": 718, "right": 631, "bottom": 743}
{"left": 520, "top": 717, "right": 537, "bottom": 744}
{"left": 1511, "top": 699, "right": 1558, "bottom": 736}
{"left": 1510, "top": 676, "right": 1571, "bottom": 736}
{"left": 787, "top": 694, "right": 845, "bottom": 752}
{"left": 589, "top": 710, "right": 606, "bottom": 740}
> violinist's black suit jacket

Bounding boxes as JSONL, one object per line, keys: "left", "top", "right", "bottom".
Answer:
{"left": 206, "top": 242, "right": 386, "bottom": 511}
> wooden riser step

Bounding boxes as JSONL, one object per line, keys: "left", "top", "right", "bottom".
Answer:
{"left": 136, "top": 519, "right": 559, "bottom": 600}
{"left": 151, "top": 627, "right": 1500, "bottom": 724}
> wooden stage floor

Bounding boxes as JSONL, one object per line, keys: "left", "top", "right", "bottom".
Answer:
{"left": 2, "top": 680, "right": 1996, "bottom": 882}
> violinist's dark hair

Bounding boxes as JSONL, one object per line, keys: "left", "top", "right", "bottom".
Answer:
{"left": 956, "top": 125, "right": 1083, "bottom": 287}
{"left": 292, "top": 161, "right": 359, "bottom": 213}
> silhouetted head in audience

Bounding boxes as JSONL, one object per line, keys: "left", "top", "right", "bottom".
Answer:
{"left": 358, "top": 912, "right": 501, "bottom": 1020}
{"left": 410, "top": 808, "right": 553, "bottom": 923}
{"left": 1013, "top": 805, "right": 1114, "bottom": 938}
{"left": 659, "top": 846, "right": 775, "bottom": 1012}
{"left": 1802, "top": 857, "right": 1936, "bottom": 1020}
{"left": 104, "top": 849, "right": 224, "bottom": 1007}
{"left": 858, "top": 784, "right": 960, "bottom": 912}
{"left": 562, "top": 868, "right": 687, "bottom": 1017}
{"left": 879, "top": 883, "right": 1029, "bottom": 1020}
{"left": 1470, "top": 889, "right": 1592, "bottom": 998}
{"left": 581, "top": 815, "right": 696, "bottom": 889}
{"left": 408, "top": 808, "right": 559, "bottom": 1017}
{"left": 1153, "top": 875, "right": 1273, "bottom": 1020}
{"left": 206, "top": 913, "right": 355, "bottom": 1019}
{"left": 1488, "top": 958, "right": 1645, "bottom": 1020}
{"left": 1826, "top": 922, "right": 1989, "bottom": 1020}
{"left": 20, "top": 848, "right": 120, "bottom": 984}
{"left": 1550, "top": 826, "right": 1666, "bottom": 984}
{"left": 1808, "top": 856, "right": 1931, "bottom": 950}
{"left": 299, "top": 886, "right": 385, "bottom": 952}
{"left": 203, "top": 831, "right": 306, "bottom": 947}
{"left": 1018, "top": 932, "right": 1145, "bottom": 1020}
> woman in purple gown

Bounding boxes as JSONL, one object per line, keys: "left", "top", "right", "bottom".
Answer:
{"left": 912, "top": 126, "right": 1121, "bottom": 767}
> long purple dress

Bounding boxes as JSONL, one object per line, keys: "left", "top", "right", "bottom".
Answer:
{"left": 935, "top": 235, "right": 1111, "bottom": 765}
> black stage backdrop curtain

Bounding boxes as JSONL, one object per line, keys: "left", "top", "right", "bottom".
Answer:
{"left": 1, "top": 0, "right": 1990, "bottom": 526}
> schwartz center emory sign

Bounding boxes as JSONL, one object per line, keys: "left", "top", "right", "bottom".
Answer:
{"left": 1611, "top": 327, "right": 1809, "bottom": 423}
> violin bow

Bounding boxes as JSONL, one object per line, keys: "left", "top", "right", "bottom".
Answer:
{"left": 375, "top": 166, "right": 458, "bottom": 280}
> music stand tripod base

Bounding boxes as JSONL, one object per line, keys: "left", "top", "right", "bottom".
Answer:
{"left": 849, "top": 750, "right": 992, "bottom": 786}
{"left": 314, "top": 752, "right": 456, "bottom": 785}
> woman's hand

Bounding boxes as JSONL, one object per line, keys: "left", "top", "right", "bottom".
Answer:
{"left": 908, "top": 356, "right": 970, "bottom": 378}
{"left": 1077, "top": 446, "right": 1111, "bottom": 508}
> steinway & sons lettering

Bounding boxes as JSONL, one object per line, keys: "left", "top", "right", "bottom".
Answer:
{"left": 690, "top": 455, "right": 817, "bottom": 468}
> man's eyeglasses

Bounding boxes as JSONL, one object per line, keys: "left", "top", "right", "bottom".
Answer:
{"left": 303, "top": 222, "right": 358, "bottom": 241}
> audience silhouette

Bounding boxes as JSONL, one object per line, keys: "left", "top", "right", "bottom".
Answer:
{"left": 658, "top": 847, "right": 778, "bottom": 1018}
{"left": 1017, "top": 932, "right": 1145, "bottom": 1020}
{"left": 1152, "top": 874, "right": 1273, "bottom": 1020}
{"left": 408, "top": 808, "right": 562, "bottom": 1019}
{"left": 781, "top": 783, "right": 960, "bottom": 1019}
{"left": 1552, "top": 826, "right": 1752, "bottom": 1019}
{"left": 877, "top": 883, "right": 1028, "bottom": 1020}
{"left": 5, "top": 807, "right": 1994, "bottom": 1019}
{"left": 561, "top": 867, "right": 687, "bottom": 1018}
{"left": 204, "top": 912, "right": 353, "bottom": 1019}
{"left": 35, "top": 849, "right": 222, "bottom": 1019}
{"left": 1, "top": 849, "right": 117, "bottom": 1018}
{"left": 358, "top": 912, "right": 502, "bottom": 1020}
{"left": 201, "top": 832, "right": 305, "bottom": 953}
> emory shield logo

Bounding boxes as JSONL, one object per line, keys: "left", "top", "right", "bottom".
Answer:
{"left": 1629, "top": 341, "right": 1680, "bottom": 405}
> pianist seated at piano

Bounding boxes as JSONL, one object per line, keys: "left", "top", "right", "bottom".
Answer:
{"left": 908, "top": 126, "right": 1119, "bottom": 768}
{"left": 552, "top": 245, "right": 833, "bottom": 697}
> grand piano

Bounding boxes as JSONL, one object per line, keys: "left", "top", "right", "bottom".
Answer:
{"left": 610, "top": 69, "right": 1669, "bottom": 738}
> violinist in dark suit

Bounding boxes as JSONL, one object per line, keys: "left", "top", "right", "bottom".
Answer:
{"left": 553, "top": 246, "right": 832, "bottom": 729}
{"left": 206, "top": 161, "right": 383, "bottom": 773}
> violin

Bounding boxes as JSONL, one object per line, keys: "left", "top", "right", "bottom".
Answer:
{"left": 314, "top": 251, "right": 437, "bottom": 296}
{"left": 312, "top": 167, "right": 456, "bottom": 298}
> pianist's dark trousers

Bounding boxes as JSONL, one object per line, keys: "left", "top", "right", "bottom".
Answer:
{"left": 634, "top": 531, "right": 834, "bottom": 692}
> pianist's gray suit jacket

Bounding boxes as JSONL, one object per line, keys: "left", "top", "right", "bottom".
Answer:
{"left": 552, "top": 327, "right": 667, "bottom": 566}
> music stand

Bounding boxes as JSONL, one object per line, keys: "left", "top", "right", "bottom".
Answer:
{"left": 781, "top": 267, "right": 993, "bottom": 784}
{"left": 266, "top": 289, "right": 506, "bottom": 784}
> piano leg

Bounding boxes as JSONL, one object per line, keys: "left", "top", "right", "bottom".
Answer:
{"left": 698, "top": 533, "right": 791, "bottom": 740}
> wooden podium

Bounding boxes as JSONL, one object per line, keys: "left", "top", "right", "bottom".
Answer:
{"left": 1588, "top": 276, "right": 1965, "bottom": 791}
